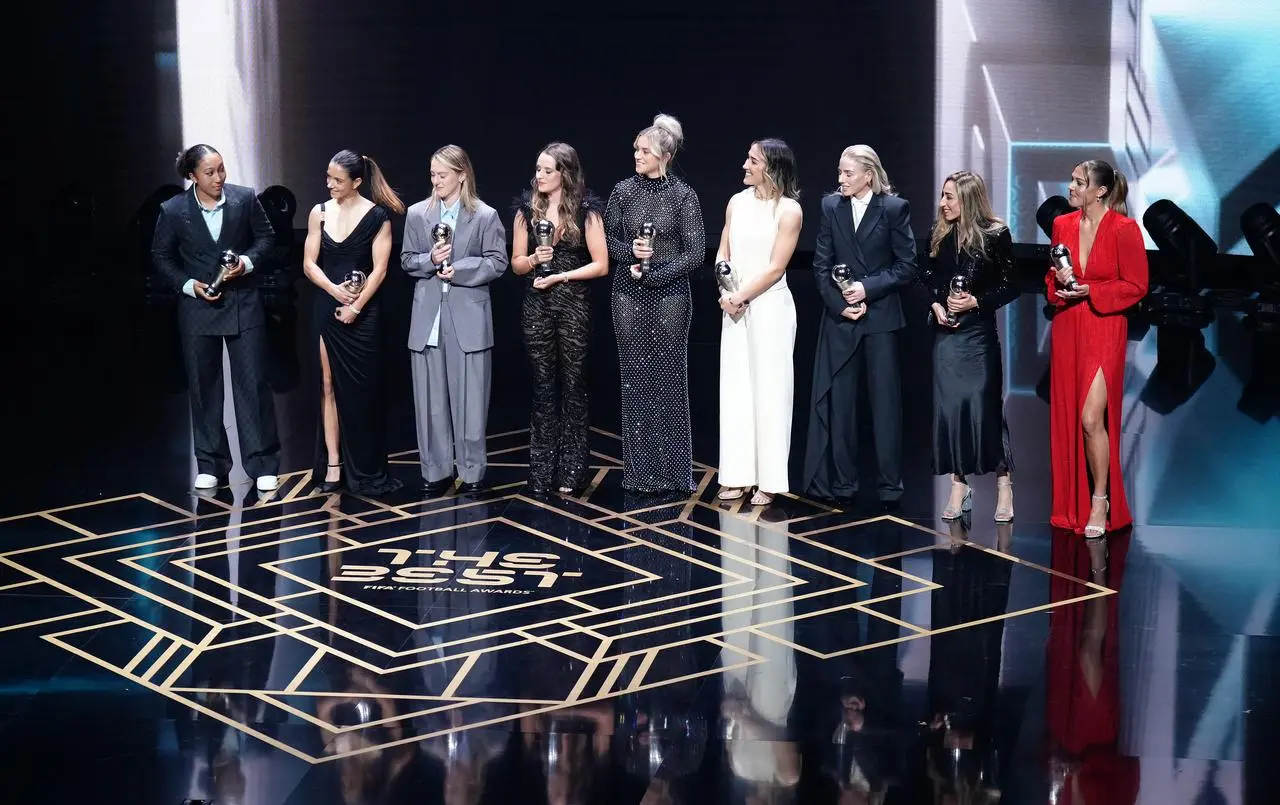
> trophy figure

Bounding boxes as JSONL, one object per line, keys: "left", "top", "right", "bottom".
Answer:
{"left": 637, "top": 222, "right": 656, "bottom": 276}
{"left": 344, "top": 270, "right": 367, "bottom": 295}
{"left": 205, "top": 249, "right": 239, "bottom": 298}
{"left": 432, "top": 222, "right": 453, "bottom": 282}
{"left": 945, "top": 274, "right": 971, "bottom": 325}
{"left": 1049, "top": 244, "right": 1080, "bottom": 291}
{"left": 534, "top": 219, "right": 555, "bottom": 278}
{"left": 714, "top": 260, "right": 739, "bottom": 296}
{"left": 831, "top": 263, "right": 865, "bottom": 314}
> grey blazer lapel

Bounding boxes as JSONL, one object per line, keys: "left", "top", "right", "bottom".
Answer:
{"left": 452, "top": 205, "right": 474, "bottom": 253}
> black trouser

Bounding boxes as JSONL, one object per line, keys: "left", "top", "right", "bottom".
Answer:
{"left": 180, "top": 327, "right": 280, "bottom": 479}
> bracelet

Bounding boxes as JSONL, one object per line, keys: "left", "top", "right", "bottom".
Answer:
{"left": 349, "top": 305, "right": 361, "bottom": 315}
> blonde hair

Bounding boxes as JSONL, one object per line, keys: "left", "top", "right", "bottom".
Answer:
{"left": 638, "top": 113, "right": 685, "bottom": 178}
{"left": 429, "top": 144, "right": 480, "bottom": 212}
{"left": 840, "top": 144, "right": 894, "bottom": 195}
{"left": 929, "top": 170, "right": 1006, "bottom": 258}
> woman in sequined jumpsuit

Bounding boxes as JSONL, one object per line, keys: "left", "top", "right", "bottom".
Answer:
{"left": 510, "top": 143, "right": 608, "bottom": 496}
{"left": 605, "top": 114, "right": 707, "bottom": 495}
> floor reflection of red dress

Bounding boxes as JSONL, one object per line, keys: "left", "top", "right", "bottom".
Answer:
{"left": 1046, "top": 527, "right": 1139, "bottom": 805}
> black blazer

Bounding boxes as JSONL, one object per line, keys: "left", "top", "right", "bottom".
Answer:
{"left": 812, "top": 191, "right": 918, "bottom": 339}
{"left": 151, "top": 184, "right": 276, "bottom": 336}
{"left": 920, "top": 226, "right": 1019, "bottom": 324}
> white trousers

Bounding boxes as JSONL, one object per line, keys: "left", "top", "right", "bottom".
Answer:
{"left": 718, "top": 287, "right": 797, "bottom": 493}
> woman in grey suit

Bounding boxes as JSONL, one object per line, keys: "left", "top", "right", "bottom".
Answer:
{"left": 400, "top": 145, "right": 509, "bottom": 496}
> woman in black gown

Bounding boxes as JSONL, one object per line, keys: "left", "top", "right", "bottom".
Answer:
{"left": 922, "top": 171, "right": 1017, "bottom": 521}
{"left": 302, "top": 149, "right": 405, "bottom": 495}
{"left": 511, "top": 142, "right": 609, "bottom": 496}
{"left": 605, "top": 113, "right": 706, "bottom": 495}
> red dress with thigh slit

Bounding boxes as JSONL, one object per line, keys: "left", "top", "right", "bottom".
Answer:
{"left": 1045, "top": 210, "right": 1148, "bottom": 533}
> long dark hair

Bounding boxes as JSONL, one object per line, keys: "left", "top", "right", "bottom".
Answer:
{"left": 175, "top": 144, "right": 219, "bottom": 180}
{"left": 530, "top": 142, "right": 587, "bottom": 244}
{"left": 752, "top": 138, "right": 800, "bottom": 203}
{"left": 331, "top": 149, "right": 405, "bottom": 215}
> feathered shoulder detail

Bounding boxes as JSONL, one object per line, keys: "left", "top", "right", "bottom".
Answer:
{"left": 511, "top": 189, "right": 605, "bottom": 222}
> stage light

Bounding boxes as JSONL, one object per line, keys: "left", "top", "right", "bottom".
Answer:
{"left": 1139, "top": 199, "right": 1217, "bottom": 414}
{"left": 1035, "top": 195, "right": 1072, "bottom": 240}
{"left": 1237, "top": 203, "right": 1280, "bottom": 422}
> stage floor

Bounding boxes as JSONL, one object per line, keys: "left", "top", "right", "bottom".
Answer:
{"left": 2, "top": 282, "right": 1277, "bottom": 803}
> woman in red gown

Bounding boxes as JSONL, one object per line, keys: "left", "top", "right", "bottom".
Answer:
{"left": 1046, "top": 160, "right": 1148, "bottom": 537}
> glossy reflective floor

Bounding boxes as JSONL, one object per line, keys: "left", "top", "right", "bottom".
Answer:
{"left": 2, "top": 279, "right": 1278, "bottom": 804}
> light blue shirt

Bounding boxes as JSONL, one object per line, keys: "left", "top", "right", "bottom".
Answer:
{"left": 182, "top": 188, "right": 255, "bottom": 298}
{"left": 426, "top": 198, "right": 461, "bottom": 348}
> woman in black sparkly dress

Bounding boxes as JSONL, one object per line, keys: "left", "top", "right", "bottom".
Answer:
{"left": 511, "top": 143, "right": 608, "bottom": 496}
{"left": 605, "top": 114, "right": 707, "bottom": 495}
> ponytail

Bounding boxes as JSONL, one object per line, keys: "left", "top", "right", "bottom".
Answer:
{"left": 361, "top": 155, "right": 405, "bottom": 215}
{"left": 1107, "top": 168, "right": 1129, "bottom": 216}
{"left": 1080, "top": 159, "right": 1129, "bottom": 217}
{"left": 329, "top": 149, "right": 405, "bottom": 215}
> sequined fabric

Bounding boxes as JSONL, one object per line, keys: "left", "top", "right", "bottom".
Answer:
{"left": 604, "top": 174, "right": 706, "bottom": 493}
{"left": 515, "top": 191, "right": 601, "bottom": 492}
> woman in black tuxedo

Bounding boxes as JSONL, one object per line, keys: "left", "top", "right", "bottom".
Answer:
{"left": 802, "top": 144, "right": 917, "bottom": 508}
{"left": 151, "top": 143, "right": 280, "bottom": 492}
{"left": 922, "top": 171, "right": 1018, "bottom": 522}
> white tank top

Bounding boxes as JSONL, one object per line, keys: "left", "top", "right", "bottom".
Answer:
{"left": 728, "top": 188, "right": 788, "bottom": 294}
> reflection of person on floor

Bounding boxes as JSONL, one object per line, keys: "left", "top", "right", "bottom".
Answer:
{"left": 1046, "top": 527, "right": 1138, "bottom": 805}
{"left": 421, "top": 708, "right": 505, "bottom": 805}
{"left": 718, "top": 515, "right": 801, "bottom": 803}
{"left": 828, "top": 672, "right": 901, "bottom": 805}
{"left": 923, "top": 520, "right": 1014, "bottom": 803}
{"left": 613, "top": 695, "right": 707, "bottom": 805}
{"left": 316, "top": 667, "right": 417, "bottom": 804}
{"left": 517, "top": 700, "right": 615, "bottom": 805}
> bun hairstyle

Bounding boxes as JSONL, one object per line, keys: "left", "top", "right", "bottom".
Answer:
{"left": 638, "top": 113, "right": 685, "bottom": 176}
{"left": 1078, "top": 159, "right": 1130, "bottom": 216}
{"left": 175, "top": 144, "right": 220, "bottom": 180}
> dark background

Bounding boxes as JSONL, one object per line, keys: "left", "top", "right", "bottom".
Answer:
{"left": 7, "top": 0, "right": 940, "bottom": 496}
{"left": 14, "top": 0, "right": 937, "bottom": 249}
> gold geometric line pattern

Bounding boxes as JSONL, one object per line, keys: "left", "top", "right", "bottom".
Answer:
{"left": 0, "top": 429, "right": 1113, "bottom": 763}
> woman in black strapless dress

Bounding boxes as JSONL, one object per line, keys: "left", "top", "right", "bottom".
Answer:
{"left": 301, "top": 149, "right": 405, "bottom": 495}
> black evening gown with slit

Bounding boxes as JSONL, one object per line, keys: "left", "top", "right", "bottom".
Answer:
{"left": 310, "top": 203, "right": 402, "bottom": 495}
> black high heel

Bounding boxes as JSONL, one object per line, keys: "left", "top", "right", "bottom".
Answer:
{"left": 318, "top": 463, "right": 343, "bottom": 493}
